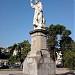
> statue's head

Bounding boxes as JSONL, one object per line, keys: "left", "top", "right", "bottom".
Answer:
{"left": 35, "top": 0, "right": 39, "bottom": 4}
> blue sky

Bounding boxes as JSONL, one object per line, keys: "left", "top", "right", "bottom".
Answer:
{"left": 0, "top": 0, "right": 74, "bottom": 48}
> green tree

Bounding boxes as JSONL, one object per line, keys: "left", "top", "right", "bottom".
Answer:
{"left": 46, "top": 24, "right": 66, "bottom": 61}
{"left": 46, "top": 24, "right": 72, "bottom": 62}
{"left": 0, "top": 47, "right": 10, "bottom": 59}
{"left": 60, "top": 31, "right": 73, "bottom": 67}
{"left": 46, "top": 24, "right": 75, "bottom": 70}
{"left": 8, "top": 40, "right": 31, "bottom": 64}
{"left": 18, "top": 40, "right": 31, "bottom": 63}
{"left": 63, "top": 41, "right": 75, "bottom": 70}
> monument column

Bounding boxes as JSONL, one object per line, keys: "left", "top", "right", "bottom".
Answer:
{"left": 30, "top": 29, "right": 47, "bottom": 52}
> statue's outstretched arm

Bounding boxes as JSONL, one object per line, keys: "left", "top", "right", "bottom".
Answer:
{"left": 30, "top": 0, "right": 32, "bottom": 3}
{"left": 30, "top": 0, "right": 35, "bottom": 8}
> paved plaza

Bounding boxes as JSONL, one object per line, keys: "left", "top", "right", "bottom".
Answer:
{"left": 0, "top": 71, "right": 22, "bottom": 75}
{"left": 0, "top": 68, "right": 71, "bottom": 75}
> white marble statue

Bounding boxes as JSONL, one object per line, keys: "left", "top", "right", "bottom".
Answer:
{"left": 30, "top": 0, "right": 45, "bottom": 29}
{"left": 56, "top": 51, "right": 62, "bottom": 65}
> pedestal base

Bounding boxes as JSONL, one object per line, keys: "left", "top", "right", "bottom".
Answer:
{"left": 23, "top": 50, "right": 55, "bottom": 75}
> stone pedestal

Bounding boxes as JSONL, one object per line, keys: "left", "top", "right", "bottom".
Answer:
{"left": 23, "top": 29, "right": 55, "bottom": 75}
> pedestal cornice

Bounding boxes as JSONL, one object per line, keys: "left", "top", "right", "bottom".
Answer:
{"left": 29, "top": 29, "right": 48, "bottom": 35}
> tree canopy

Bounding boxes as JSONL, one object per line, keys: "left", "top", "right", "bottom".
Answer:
{"left": 8, "top": 40, "right": 31, "bottom": 64}
{"left": 46, "top": 24, "right": 75, "bottom": 69}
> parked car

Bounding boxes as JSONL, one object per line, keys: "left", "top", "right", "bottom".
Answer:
{"left": 0, "top": 65, "right": 9, "bottom": 69}
{"left": 0, "top": 65, "right": 3, "bottom": 69}
{"left": 9, "top": 64, "right": 20, "bottom": 68}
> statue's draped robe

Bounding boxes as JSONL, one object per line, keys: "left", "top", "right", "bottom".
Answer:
{"left": 31, "top": 2, "right": 45, "bottom": 27}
